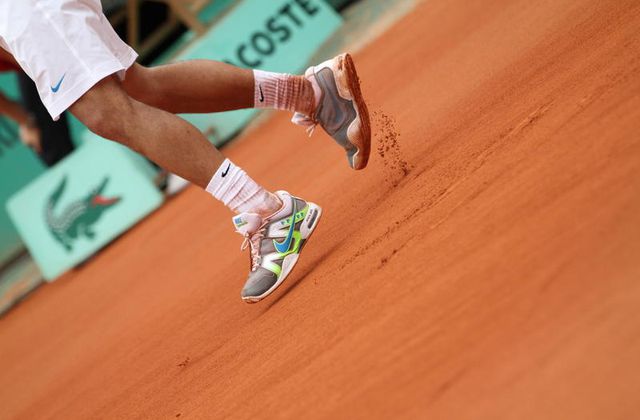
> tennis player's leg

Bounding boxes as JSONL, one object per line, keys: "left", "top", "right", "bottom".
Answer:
{"left": 72, "top": 74, "right": 322, "bottom": 302}
{"left": 123, "top": 55, "right": 371, "bottom": 170}
{"left": 123, "top": 62, "right": 312, "bottom": 115}
{"left": 69, "top": 75, "right": 283, "bottom": 215}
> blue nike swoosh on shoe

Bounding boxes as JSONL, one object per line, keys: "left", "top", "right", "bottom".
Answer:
{"left": 51, "top": 74, "right": 66, "bottom": 93}
{"left": 274, "top": 198, "right": 296, "bottom": 254}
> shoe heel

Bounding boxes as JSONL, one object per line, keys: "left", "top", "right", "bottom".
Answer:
{"left": 301, "top": 203, "right": 322, "bottom": 238}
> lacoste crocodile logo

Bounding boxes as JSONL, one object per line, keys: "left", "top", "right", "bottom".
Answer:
{"left": 45, "top": 176, "right": 121, "bottom": 251}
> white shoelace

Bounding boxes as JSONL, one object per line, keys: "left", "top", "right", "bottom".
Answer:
{"left": 291, "top": 112, "right": 318, "bottom": 137}
{"left": 239, "top": 221, "right": 269, "bottom": 271}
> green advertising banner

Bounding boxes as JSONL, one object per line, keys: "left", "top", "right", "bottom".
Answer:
{"left": 6, "top": 137, "right": 162, "bottom": 280}
{"left": 0, "top": 72, "right": 46, "bottom": 265}
{"left": 175, "top": 0, "right": 342, "bottom": 145}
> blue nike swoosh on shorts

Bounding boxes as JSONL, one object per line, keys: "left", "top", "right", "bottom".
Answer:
{"left": 51, "top": 74, "right": 66, "bottom": 93}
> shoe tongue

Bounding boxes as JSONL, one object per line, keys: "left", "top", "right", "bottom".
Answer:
{"left": 306, "top": 71, "right": 322, "bottom": 110}
{"left": 270, "top": 191, "right": 293, "bottom": 220}
{"left": 232, "top": 213, "right": 263, "bottom": 235}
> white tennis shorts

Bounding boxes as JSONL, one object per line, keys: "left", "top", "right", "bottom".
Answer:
{"left": 0, "top": 0, "right": 138, "bottom": 120}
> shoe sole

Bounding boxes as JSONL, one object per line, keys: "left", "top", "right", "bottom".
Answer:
{"left": 340, "top": 53, "right": 371, "bottom": 170}
{"left": 242, "top": 203, "right": 323, "bottom": 304}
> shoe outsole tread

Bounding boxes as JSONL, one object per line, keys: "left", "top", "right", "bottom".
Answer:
{"left": 341, "top": 53, "right": 371, "bottom": 170}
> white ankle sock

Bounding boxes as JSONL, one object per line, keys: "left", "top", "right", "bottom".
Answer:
{"left": 206, "top": 159, "right": 281, "bottom": 216}
{"left": 253, "top": 70, "right": 320, "bottom": 115}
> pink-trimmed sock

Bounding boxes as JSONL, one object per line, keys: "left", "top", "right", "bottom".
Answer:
{"left": 206, "top": 158, "right": 281, "bottom": 217}
{"left": 253, "top": 70, "right": 320, "bottom": 116}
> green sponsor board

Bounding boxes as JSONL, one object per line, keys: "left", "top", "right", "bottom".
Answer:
{"left": 175, "top": 0, "right": 342, "bottom": 145}
{"left": 0, "top": 72, "right": 46, "bottom": 265}
{"left": 6, "top": 137, "right": 162, "bottom": 280}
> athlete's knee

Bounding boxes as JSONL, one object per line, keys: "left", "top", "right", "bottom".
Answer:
{"left": 122, "top": 64, "right": 163, "bottom": 107}
{"left": 70, "top": 77, "right": 136, "bottom": 142}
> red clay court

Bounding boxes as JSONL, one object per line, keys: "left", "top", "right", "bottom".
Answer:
{"left": 1, "top": 0, "right": 640, "bottom": 418}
